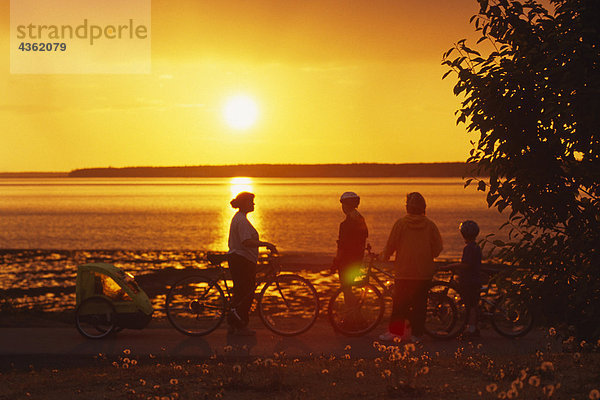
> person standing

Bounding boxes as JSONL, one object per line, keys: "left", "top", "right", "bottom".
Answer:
{"left": 227, "top": 191, "right": 277, "bottom": 336}
{"left": 332, "top": 191, "right": 369, "bottom": 329}
{"left": 379, "top": 192, "right": 443, "bottom": 342}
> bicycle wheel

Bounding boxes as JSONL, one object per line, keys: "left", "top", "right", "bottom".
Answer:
{"left": 75, "top": 296, "right": 116, "bottom": 339}
{"left": 258, "top": 274, "right": 319, "bottom": 336}
{"left": 427, "top": 282, "right": 468, "bottom": 338}
{"left": 166, "top": 275, "right": 226, "bottom": 336}
{"left": 424, "top": 292, "right": 458, "bottom": 339}
{"left": 491, "top": 295, "right": 533, "bottom": 338}
{"left": 328, "top": 283, "right": 384, "bottom": 337}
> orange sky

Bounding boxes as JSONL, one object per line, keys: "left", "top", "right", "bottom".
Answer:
{"left": 0, "top": 0, "right": 482, "bottom": 172}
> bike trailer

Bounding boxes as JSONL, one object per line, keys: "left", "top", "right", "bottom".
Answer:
{"left": 76, "top": 263, "right": 153, "bottom": 330}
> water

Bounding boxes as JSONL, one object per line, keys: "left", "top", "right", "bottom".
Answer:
{"left": 0, "top": 177, "right": 506, "bottom": 258}
{"left": 0, "top": 177, "right": 509, "bottom": 312}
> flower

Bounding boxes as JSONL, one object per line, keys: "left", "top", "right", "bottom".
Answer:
{"left": 542, "top": 384, "right": 555, "bottom": 397}
{"left": 589, "top": 389, "right": 600, "bottom": 400}
{"left": 344, "top": 345, "right": 351, "bottom": 351}
{"left": 486, "top": 383, "right": 498, "bottom": 393}
{"left": 548, "top": 327, "right": 556, "bottom": 337}
{"left": 540, "top": 361, "right": 554, "bottom": 372}
{"left": 170, "top": 379, "right": 178, "bottom": 385}
{"left": 321, "top": 369, "right": 329, "bottom": 374}
{"left": 507, "top": 388, "right": 518, "bottom": 399}
{"left": 405, "top": 343, "right": 416, "bottom": 352}
{"left": 233, "top": 364, "right": 241, "bottom": 373}
{"left": 420, "top": 366, "right": 430, "bottom": 375}
{"left": 528, "top": 376, "right": 541, "bottom": 387}
{"left": 356, "top": 371, "right": 364, "bottom": 378}
{"left": 123, "top": 349, "right": 131, "bottom": 355}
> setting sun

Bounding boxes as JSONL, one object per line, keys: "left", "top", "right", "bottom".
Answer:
{"left": 222, "top": 95, "right": 259, "bottom": 130}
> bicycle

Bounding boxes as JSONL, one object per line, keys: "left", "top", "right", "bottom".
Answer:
{"left": 165, "top": 250, "right": 320, "bottom": 337}
{"left": 327, "top": 245, "right": 458, "bottom": 337}
{"left": 428, "top": 266, "right": 534, "bottom": 339}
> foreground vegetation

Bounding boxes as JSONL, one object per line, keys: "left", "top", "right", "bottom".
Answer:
{"left": 2, "top": 334, "right": 600, "bottom": 400}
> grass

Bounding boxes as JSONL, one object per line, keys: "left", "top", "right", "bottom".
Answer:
{"left": 2, "top": 338, "right": 600, "bottom": 400}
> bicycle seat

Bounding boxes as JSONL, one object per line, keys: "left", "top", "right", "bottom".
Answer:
{"left": 207, "top": 252, "right": 229, "bottom": 266}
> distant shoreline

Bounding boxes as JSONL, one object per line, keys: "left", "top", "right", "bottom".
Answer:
{"left": 63, "top": 162, "right": 484, "bottom": 178}
{"left": 0, "top": 163, "right": 487, "bottom": 178}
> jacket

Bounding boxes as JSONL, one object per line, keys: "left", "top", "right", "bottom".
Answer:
{"left": 382, "top": 214, "right": 443, "bottom": 280}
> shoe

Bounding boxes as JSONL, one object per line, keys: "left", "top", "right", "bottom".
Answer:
{"left": 234, "top": 327, "right": 256, "bottom": 336}
{"left": 379, "top": 331, "right": 401, "bottom": 341}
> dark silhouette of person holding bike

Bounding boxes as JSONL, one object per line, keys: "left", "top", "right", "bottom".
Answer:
{"left": 227, "top": 191, "right": 277, "bottom": 336}
{"left": 379, "top": 192, "right": 443, "bottom": 342}
{"left": 445, "top": 220, "right": 482, "bottom": 338}
{"left": 332, "top": 191, "right": 369, "bottom": 330}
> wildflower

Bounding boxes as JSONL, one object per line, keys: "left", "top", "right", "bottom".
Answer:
{"left": 223, "top": 345, "right": 233, "bottom": 353}
{"left": 580, "top": 340, "right": 587, "bottom": 348}
{"left": 540, "top": 361, "right": 554, "bottom": 372}
{"left": 233, "top": 364, "right": 241, "bottom": 373}
{"left": 393, "top": 336, "right": 402, "bottom": 344}
{"left": 139, "top": 379, "right": 146, "bottom": 386}
{"left": 149, "top": 354, "right": 156, "bottom": 359}
{"left": 548, "top": 327, "right": 556, "bottom": 337}
{"left": 344, "top": 354, "right": 351, "bottom": 359}
{"left": 264, "top": 358, "right": 274, "bottom": 367}
{"left": 202, "top": 369, "right": 209, "bottom": 374}
{"left": 519, "top": 369, "right": 527, "bottom": 381}
{"left": 498, "top": 391, "right": 507, "bottom": 399}
{"left": 356, "top": 371, "right": 364, "bottom": 378}
{"left": 131, "top": 359, "right": 138, "bottom": 365}
{"left": 123, "top": 349, "right": 131, "bottom": 355}
{"left": 477, "top": 343, "right": 483, "bottom": 349}
{"left": 344, "top": 345, "right": 351, "bottom": 351}
{"left": 511, "top": 379, "right": 523, "bottom": 391}
{"left": 112, "top": 362, "right": 119, "bottom": 368}
{"left": 486, "top": 383, "right": 498, "bottom": 393}
{"left": 170, "top": 379, "right": 178, "bottom": 385}
{"left": 405, "top": 343, "right": 416, "bottom": 352}
{"left": 542, "top": 384, "right": 555, "bottom": 397}
{"left": 174, "top": 365, "right": 183, "bottom": 371}
{"left": 122, "top": 363, "right": 129, "bottom": 369}
{"left": 528, "top": 376, "right": 541, "bottom": 387}
{"left": 123, "top": 358, "right": 130, "bottom": 364}
{"left": 589, "top": 389, "right": 600, "bottom": 400}
{"left": 321, "top": 369, "right": 329, "bottom": 374}
{"left": 372, "top": 341, "right": 380, "bottom": 348}
{"left": 420, "top": 366, "right": 430, "bottom": 375}
{"left": 506, "top": 388, "right": 518, "bottom": 399}
{"left": 381, "top": 369, "right": 391, "bottom": 378}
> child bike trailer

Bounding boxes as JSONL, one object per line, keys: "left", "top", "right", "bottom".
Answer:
{"left": 75, "top": 263, "right": 153, "bottom": 339}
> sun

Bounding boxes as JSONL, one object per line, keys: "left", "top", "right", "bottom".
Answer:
{"left": 222, "top": 95, "right": 259, "bottom": 130}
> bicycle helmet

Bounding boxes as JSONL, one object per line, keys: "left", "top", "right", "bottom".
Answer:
{"left": 459, "top": 220, "right": 480, "bottom": 239}
{"left": 340, "top": 191, "right": 360, "bottom": 207}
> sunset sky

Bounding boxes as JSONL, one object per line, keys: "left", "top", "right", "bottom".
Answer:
{"left": 0, "top": 0, "right": 482, "bottom": 172}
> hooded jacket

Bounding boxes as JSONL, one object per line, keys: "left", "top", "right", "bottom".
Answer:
{"left": 382, "top": 214, "right": 443, "bottom": 280}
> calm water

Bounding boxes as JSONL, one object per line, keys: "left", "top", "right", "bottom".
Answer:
{"left": 0, "top": 177, "right": 507, "bottom": 259}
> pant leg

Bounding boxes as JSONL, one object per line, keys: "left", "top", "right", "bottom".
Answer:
{"left": 227, "top": 253, "right": 257, "bottom": 328}
{"left": 389, "top": 279, "right": 412, "bottom": 335}
{"left": 408, "top": 280, "right": 430, "bottom": 337}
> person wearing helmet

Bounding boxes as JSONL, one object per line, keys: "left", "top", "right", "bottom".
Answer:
{"left": 446, "top": 220, "right": 483, "bottom": 338}
{"left": 379, "top": 192, "right": 443, "bottom": 342}
{"left": 332, "top": 191, "right": 369, "bottom": 329}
